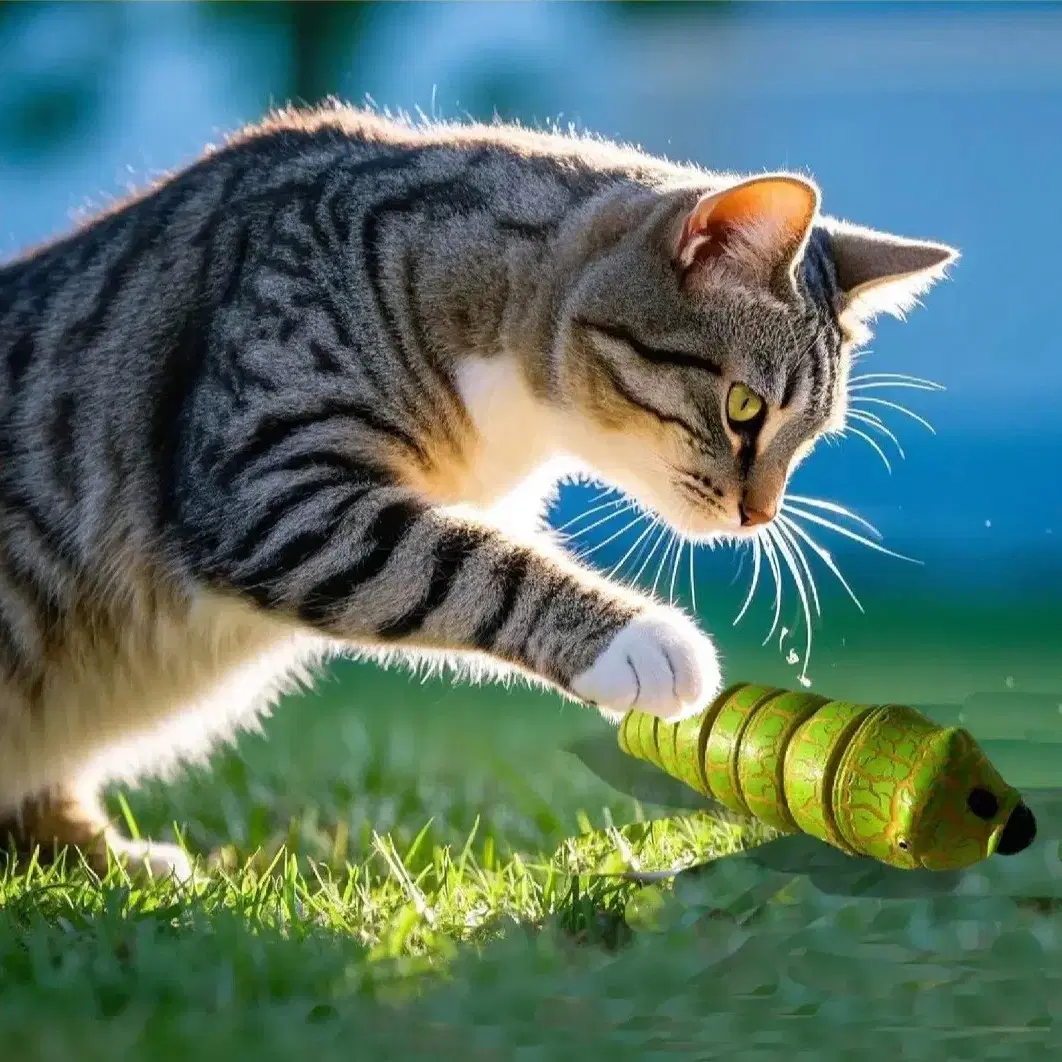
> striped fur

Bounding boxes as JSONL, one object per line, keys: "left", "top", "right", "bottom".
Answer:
{"left": 0, "top": 105, "right": 956, "bottom": 874}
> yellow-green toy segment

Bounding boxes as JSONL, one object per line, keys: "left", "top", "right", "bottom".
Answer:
{"left": 736, "top": 688, "right": 826, "bottom": 832}
{"left": 783, "top": 698, "right": 875, "bottom": 855}
{"left": 616, "top": 683, "right": 1027, "bottom": 871}
{"left": 703, "top": 683, "right": 770, "bottom": 817}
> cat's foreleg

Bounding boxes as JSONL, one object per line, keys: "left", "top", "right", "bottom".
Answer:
{"left": 199, "top": 479, "right": 721, "bottom": 721}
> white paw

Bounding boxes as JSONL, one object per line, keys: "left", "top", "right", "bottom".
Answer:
{"left": 572, "top": 609, "right": 721, "bottom": 721}
{"left": 109, "top": 838, "right": 196, "bottom": 882}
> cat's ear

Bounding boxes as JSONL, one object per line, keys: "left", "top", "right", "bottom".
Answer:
{"left": 825, "top": 219, "right": 959, "bottom": 323}
{"left": 676, "top": 175, "right": 820, "bottom": 282}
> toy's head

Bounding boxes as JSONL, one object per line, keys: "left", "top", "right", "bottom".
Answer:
{"left": 833, "top": 706, "right": 1036, "bottom": 871}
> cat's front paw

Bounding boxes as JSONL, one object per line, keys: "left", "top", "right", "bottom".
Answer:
{"left": 571, "top": 609, "right": 721, "bottom": 722}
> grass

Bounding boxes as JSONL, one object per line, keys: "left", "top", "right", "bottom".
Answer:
{"left": 1, "top": 658, "right": 775, "bottom": 1062}
{"left": 3, "top": 594, "right": 1062, "bottom": 1059}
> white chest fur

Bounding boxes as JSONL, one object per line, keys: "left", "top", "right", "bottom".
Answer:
{"left": 451, "top": 355, "right": 585, "bottom": 535}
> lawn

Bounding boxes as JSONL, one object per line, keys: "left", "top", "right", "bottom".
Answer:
{"left": 2, "top": 594, "right": 1061, "bottom": 1060}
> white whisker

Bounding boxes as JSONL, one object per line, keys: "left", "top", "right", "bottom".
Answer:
{"left": 774, "top": 518, "right": 820, "bottom": 617}
{"left": 688, "top": 538, "right": 698, "bottom": 614}
{"left": 767, "top": 524, "right": 814, "bottom": 685}
{"left": 733, "top": 538, "right": 762, "bottom": 626}
{"left": 848, "top": 409, "right": 907, "bottom": 459}
{"left": 849, "top": 381, "right": 942, "bottom": 394}
{"left": 555, "top": 494, "right": 628, "bottom": 534}
{"left": 759, "top": 532, "right": 785, "bottom": 645}
{"left": 783, "top": 494, "right": 883, "bottom": 540}
{"left": 558, "top": 501, "right": 635, "bottom": 543}
{"left": 778, "top": 513, "right": 864, "bottom": 613}
{"left": 851, "top": 395, "right": 936, "bottom": 434}
{"left": 631, "top": 521, "right": 671, "bottom": 586}
{"left": 849, "top": 371, "right": 945, "bottom": 390}
{"left": 842, "top": 424, "right": 893, "bottom": 473}
{"left": 783, "top": 504, "right": 922, "bottom": 564}
{"left": 729, "top": 544, "right": 747, "bottom": 587}
{"left": 669, "top": 538, "right": 685, "bottom": 607}
{"left": 576, "top": 511, "right": 647, "bottom": 561}
{"left": 651, "top": 530, "right": 678, "bottom": 599}
{"left": 621, "top": 525, "right": 656, "bottom": 586}
{"left": 607, "top": 514, "right": 662, "bottom": 580}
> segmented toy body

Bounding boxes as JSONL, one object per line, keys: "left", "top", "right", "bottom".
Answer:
{"left": 618, "top": 682, "right": 1033, "bottom": 870}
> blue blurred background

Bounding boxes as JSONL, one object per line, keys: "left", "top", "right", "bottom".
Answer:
{"left": 1, "top": 3, "right": 1059, "bottom": 827}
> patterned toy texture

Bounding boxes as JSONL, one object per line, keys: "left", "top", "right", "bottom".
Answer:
{"left": 618, "top": 682, "right": 1037, "bottom": 870}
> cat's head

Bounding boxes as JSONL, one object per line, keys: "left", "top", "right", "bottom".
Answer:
{"left": 558, "top": 174, "right": 957, "bottom": 540}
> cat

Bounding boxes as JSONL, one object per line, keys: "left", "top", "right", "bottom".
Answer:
{"left": 0, "top": 104, "right": 956, "bottom": 878}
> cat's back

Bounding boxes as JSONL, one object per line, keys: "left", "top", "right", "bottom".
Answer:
{"left": 2, "top": 104, "right": 682, "bottom": 274}
{"left": 0, "top": 106, "right": 705, "bottom": 419}
{"left": 0, "top": 105, "right": 698, "bottom": 313}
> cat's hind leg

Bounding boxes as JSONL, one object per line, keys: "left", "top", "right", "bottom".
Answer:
{"left": 0, "top": 782, "right": 193, "bottom": 880}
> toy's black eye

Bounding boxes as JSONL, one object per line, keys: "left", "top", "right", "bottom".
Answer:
{"left": 967, "top": 787, "right": 1000, "bottom": 820}
{"left": 898, "top": 840, "right": 909, "bottom": 851}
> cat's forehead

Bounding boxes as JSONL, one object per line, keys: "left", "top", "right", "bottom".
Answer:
{"left": 692, "top": 282, "right": 809, "bottom": 380}
{"left": 715, "top": 236, "right": 839, "bottom": 390}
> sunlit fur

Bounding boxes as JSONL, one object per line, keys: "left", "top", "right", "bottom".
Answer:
{"left": 0, "top": 103, "right": 955, "bottom": 873}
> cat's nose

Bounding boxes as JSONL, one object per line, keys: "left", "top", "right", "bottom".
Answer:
{"left": 739, "top": 501, "right": 776, "bottom": 527}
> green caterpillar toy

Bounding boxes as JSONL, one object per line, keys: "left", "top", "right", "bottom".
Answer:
{"left": 618, "top": 682, "right": 1037, "bottom": 870}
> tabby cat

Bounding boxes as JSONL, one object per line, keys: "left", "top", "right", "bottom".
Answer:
{"left": 0, "top": 106, "right": 956, "bottom": 877}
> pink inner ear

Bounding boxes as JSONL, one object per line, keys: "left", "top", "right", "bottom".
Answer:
{"left": 677, "top": 177, "right": 819, "bottom": 272}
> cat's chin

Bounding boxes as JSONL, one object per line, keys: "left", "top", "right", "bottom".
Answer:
{"left": 656, "top": 512, "right": 742, "bottom": 543}
{"left": 671, "top": 524, "right": 768, "bottom": 548}
{"left": 659, "top": 523, "right": 738, "bottom": 546}
{"left": 714, "top": 527, "right": 776, "bottom": 549}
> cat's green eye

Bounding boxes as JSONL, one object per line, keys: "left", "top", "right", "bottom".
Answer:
{"left": 727, "top": 383, "right": 764, "bottom": 425}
